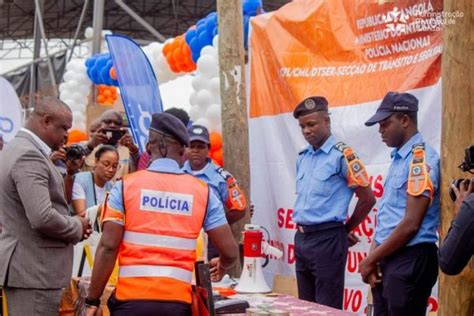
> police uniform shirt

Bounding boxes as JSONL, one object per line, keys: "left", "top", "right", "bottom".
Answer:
{"left": 293, "top": 135, "right": 356, "bottom": 225}
{"left": 375, "top": 133, "right": 440, "bottom": 246}
{"left": 106, "top": 158, "right": 228, "bottom": 231}
{"left": 182, "top": 159, "right": 229, "bottom": 205}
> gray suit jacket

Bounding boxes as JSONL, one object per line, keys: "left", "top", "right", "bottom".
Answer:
{"left": 0, "top": 130, "right": 83, "bottom": 289}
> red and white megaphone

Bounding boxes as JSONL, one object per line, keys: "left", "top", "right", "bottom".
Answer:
{"left": 235, "top": 224, "right": 283, "bottom": 293}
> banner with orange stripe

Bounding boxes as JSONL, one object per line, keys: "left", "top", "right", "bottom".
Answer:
{"left": 248, "top": 0, "right": 442, "bottom": 313}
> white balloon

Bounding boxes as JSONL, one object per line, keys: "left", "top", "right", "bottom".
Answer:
{"left": 69, "top": 102, "right": 86, "bottom": 113}
{"left": 63, "top": 71, "right": 75, "bottom": 82}
{"left": 72, "top": 111, "right": 85, "bottom": 125}
{"left": 61, "top": 99, "right": 75, "bottom": 108}
{"left": 102, "top": 30, "right": 113, "bottom": 37}
{"left": 196, "top": 89, "right": 214, "bottom": 107}
{"left": 208, "top": 77, "right": 220, "bottom": 96}
{"left": 189, "top": 104, "right": 203, "bottom": 121}
{"left": 59, "top": 83, "right": 69, "bottom": 93}
{"left": 84, "top": 27, "right": 94, "bottom": 39}
{"left": 189, "top": 91, "right": 198, "bottom": 106}
{"left": 76, "top": 83, "right": 91, "bottom": 96}
{"left": 205, "top": 103, "right": 222, "bottom": 126}
{"left": 66, "top": 80, "right": 79, "bottom": 90}
{"left": 194, "top": 118, "right": 211, "bottom": 130}
{"left": 212, "top": 35, "right": 219, "bottom": 48}
{"left": 197, "top": 55, "right": 218, "bottom": 77}
{"left": 191, "top": 74, "right": 207, "bottom": 92}
{"left": 214, "top": 123, "right": 222, "bottom": 133}
{"left": 77, "top": 122, "right": 86, "bottom": 132}
{"left": 71, "top": 92, "right": 85, "bottom": 103}
{"left": 200, "top": 46, "right": 215, "bottom": 57}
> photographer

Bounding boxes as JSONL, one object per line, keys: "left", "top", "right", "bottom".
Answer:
{"left": 439, "top": 177, "right": 474, "bottom": 275}
{"left": 83, "top": 110, "right": 139, "bottom": 180}
{"left": 50, "top": 144, "right": 86, "bottom": 204}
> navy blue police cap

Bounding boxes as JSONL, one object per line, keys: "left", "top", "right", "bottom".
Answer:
{"left": 293, "top": 96, "right": 329, "bottom": 119}
{"left": 188, "top": 124, "right": 210, "bottom": 144}
{"left": 149, "top": 112, "right": 189, "bottom": 146}
{"left": 365, "top": 92, "right": 419, "bottom": 126}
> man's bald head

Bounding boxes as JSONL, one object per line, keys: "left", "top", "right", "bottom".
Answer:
{"left": 33, "top": 97, "right": 71, "bottom": 118}
{"left": 26, "top": 97, "right": 73, "bottom": 151}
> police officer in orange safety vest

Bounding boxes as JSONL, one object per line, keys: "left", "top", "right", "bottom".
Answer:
{"left": 84, "top": 113, "right": 239, "bottom": 316}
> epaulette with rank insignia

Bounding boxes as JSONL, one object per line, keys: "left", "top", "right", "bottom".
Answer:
{"left": 334, "top": 142, "right": 370, "bottom": 188}
{"left": 407, "top": 143, "right": 434, "bottom": 198}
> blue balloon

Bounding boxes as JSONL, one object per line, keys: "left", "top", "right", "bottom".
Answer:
{"left": 243, "top": 0, "right": 262, "bottom": 15}
{"left": 206, "top": 12, "right": 217, "bottom": 19}
{"left": 192, "top": 52, "right": 199, "bottom": 63}
{"left": 86, "top": 67, "right": 94, "bottom": 82}
{"left": 85, "top": 57, "right": 96, "bottom": 68}
{"left": 243, "top": 15, "right": 250, "bottom": 49}
{"left": 245, "top": 9, "right": 257, "bottom": 16}
{"left": 185, "top": 29, "right": 196, "bottom": 45}
{"left": 212, "top": 26, "right": 218, "bottom": 37}
{"left": 206, "top": 17, "right": 216, "bottom": 36}
{"left": 99, "top": 66, "right": 111, "bottom": 86}
{"left": 95, "top": 56, "right": 108, "bottom": 70}
{"left": 111, "top": 79, "right": 119, "bottom": 86}
{"left": 90, "top": 66, "right": 100, "bottom": 84}
{"left": 198, "top": 30, "right": 210, "bottom": 49}
{"left": 196, "top": 18, "right": 206, "bottom": 27}
{"left": 189, "top": 37, "right": 200, "bottom": 55}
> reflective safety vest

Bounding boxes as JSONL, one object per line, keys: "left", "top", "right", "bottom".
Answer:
{"left": 116, "top": 170, "right": 209, "bottom": 304}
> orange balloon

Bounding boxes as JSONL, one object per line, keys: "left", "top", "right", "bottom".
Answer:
{"left": 67, "top": 129, "right": 87, "bottom": 145}
{"left": 182, "top": 43, "right": 191, "bottom": 57}
{"left": 109, "top": 67, "right": 117, "bottom": 80}
{"left": 169, "top": 60, "right": 179, "bottom": 73}
{"left": 103, "top": 89, "right": 112, "bottom": 98}
{"left": 212, "top": 148, "right": 224, "bottom": 166}
{"left": 105, "top": 97, "right": 115, "bottom": 105}
{"left": 209, "top": 132, "right": 223, "bottom": 151}
{"left": 97, "top": 94, "right": 105, "bottom": 104}
{"left": 173, "top": 48, "right": 182, "bottom": 62}
{"left": 163, "top": 42, "right": 172, "bottom": 55}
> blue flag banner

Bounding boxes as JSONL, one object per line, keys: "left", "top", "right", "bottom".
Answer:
{"left": 106, "top": 34, "right": 163, "bottom": 153}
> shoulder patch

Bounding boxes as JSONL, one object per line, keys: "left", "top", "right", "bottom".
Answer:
{"left": 216, "top": 167, "right": 246, "bottom": 211}
{"left": 407, "top": 143, "right": 434, "bottom": 198}
{"left": 335, "top": 142, "right": 370, "bottom": 188}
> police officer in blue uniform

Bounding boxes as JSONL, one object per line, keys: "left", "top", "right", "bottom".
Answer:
{"left": 360, "top": 92, "right": 440, "bottom": 316}
{"left": 293, "top": 96, "right": 376, "bottom": 309}
{"left": 182, "top": 125, "right": 246, "bottom": 260}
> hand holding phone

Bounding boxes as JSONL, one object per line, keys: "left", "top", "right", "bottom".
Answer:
{"left": 102, "top": 128, "right": 126, "bottom": 146}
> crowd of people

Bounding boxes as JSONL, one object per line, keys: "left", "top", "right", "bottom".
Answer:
{"left": 0, "top": 93, "right": 472, "bottom": 316}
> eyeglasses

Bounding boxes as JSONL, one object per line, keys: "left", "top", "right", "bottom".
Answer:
{"left": 102, "top": 119, "right": 122, "bottom": 126}
{"left": 97, "top": 160, "right": 120, "bottom": 170}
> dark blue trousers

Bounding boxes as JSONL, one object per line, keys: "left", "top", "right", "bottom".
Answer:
{"left": 372, "top": 243, "right": 438, "bottom": 316}
{"left": 294, "top": 223, "right": 348, "bottom": 309}
{"left": 108, "top": 292, "right": 192, "bottom": 316}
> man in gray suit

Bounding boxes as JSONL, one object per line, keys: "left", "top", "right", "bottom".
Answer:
{"left": 0, "top": 97, "right": 91, "bottom": 315}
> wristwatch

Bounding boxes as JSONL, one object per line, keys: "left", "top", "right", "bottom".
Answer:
{"left": 85, "top": 297, "right": 101, "bottom": 308}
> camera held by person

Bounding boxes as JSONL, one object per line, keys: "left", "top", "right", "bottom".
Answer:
{"left": 448, "top": 145, "right": 474, "bottom": 201}
{"left": 439, "top": 145, "right": 474, "bottom": 276}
